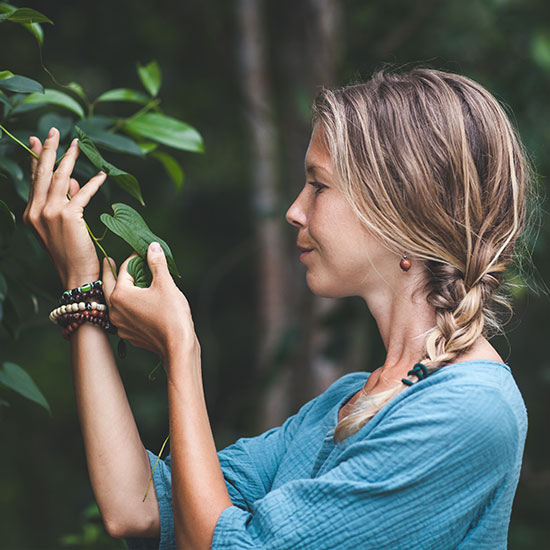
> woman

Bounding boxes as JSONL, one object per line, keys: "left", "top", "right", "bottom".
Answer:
{"left": 25, "top": 68, "right": 531, "bottom": 549}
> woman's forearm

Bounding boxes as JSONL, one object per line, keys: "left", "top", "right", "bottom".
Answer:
{"left": 167, "top": 340, "right": 232, "bottom": 549}
{"left": 70, "top": 322, "right": 160, "bottom": 538}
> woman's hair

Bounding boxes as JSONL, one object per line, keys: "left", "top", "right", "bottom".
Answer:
{"left": 312, "top": 68, "right": 534, "bottom": 441}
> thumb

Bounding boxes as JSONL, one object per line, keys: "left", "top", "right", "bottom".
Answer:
{"left": 147, "top": 242, "right": 169, "bottom": 284}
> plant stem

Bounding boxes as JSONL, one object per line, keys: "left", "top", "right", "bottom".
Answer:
{"left": 0, "top": 124, "right": 39, "bottom": 159}
{"left": 143, "top": 433, "right": 170, "bottom": 502}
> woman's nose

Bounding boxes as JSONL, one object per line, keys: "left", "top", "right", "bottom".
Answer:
{"left": 285, "top": 190, "right": 307, "bottom": 228}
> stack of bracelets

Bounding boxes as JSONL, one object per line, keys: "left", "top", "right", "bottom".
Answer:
{"left": 49, "top": 280, "right": 117, "bottom": 340}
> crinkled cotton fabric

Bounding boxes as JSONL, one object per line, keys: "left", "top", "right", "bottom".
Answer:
{"left": 126, "top": 360, "right": 526, "bottom": 550}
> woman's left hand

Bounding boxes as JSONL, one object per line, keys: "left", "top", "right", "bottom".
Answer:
{"left": 103, "top": 242, "right": 199, "bottom": 365}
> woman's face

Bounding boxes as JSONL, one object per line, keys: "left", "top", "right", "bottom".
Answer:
{"left": 286, "top": 126, "right": 395, "bottom": 299}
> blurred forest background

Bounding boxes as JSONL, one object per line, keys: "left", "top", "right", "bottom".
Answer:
{"left": 1, "top": 0, "right": 549, "bottom": 548}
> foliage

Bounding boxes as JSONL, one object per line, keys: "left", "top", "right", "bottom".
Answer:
{"left": 0, "top": 5, "right": 203, "bottom": 411}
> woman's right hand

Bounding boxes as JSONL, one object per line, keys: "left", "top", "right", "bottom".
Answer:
{"left": 23, "top": 127, "right": 108, "bottom": 289}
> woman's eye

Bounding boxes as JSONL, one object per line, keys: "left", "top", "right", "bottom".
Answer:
{"left": 308, "top": 181, "right": 326, "bottom": 195}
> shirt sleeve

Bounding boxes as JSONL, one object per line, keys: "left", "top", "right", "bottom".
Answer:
{"left": 211, "top": 383, "right": 522, "bottom": 550}
{"left": 126, "top": 391, "right": 321, "bottom": 550}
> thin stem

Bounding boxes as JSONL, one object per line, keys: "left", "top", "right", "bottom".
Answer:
{"left": 0, "top": 125, "right": 39, "bottom": 159}
{"left": 143, "top": 433, "right": 170, "bottom": 502}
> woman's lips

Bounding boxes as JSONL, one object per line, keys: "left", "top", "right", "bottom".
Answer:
{"left": 297, "top": 245, "right": 314, "bottom": 261}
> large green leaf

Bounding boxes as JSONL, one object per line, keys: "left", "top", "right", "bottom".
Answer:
{"left": 0, "top": 362, "right": 51, "bottom": 415}
{"left": 128, "top": 256, "right": 152, "bottom": 288}
{"left": 100, "top": 203, "right": 180, "bottom": 278}
{"left": 137, "top": 61, "right": 162, "bottom": 98}
{"left": 19, "top": 89, "right": 84, "bottom": 118}
{"left": 124, "top": 113, "right": 204, "bottom": 152}
{"left": 0, "top": 75, "right": 44, "bottom": 94}
{"left": 151, "top": 150, "right": 184, "bottom": 189}
{"left": 96, "top": 88, "right": 150, "bottom": 105}
{"left": 0, "top": 157, "right": 28, "bottom": 201}
{"left": 0, "top": 7, "right": 53, "bottom": 24}
{"left": 0, "top": 4, "right": 47, "bottom": 43}
{"left": 75, "top": 126, "right": 144, "bottom": 205}
{"left": 0, "top": 200, "right": 15, "bottom": 248}
{"left": 85, "top": 130, "right": 144, "bottom": 157}
{"left": 77, "top": 115, "right": 114, "bottom": 134}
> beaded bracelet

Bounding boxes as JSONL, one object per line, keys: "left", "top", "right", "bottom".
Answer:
{"left": 50, "top": 280, "right": 117, "bottom": 339}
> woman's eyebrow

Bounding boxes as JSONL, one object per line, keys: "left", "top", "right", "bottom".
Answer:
{"left": 305, "top": 164, "right": 330, "bottom": 176}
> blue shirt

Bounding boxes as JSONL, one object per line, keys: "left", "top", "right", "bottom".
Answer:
{"left": 126, "top": 360, "right": 526, "bottom": 549}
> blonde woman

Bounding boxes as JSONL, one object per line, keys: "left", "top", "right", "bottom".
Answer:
{"left": 25, "top": 68, "right": 531, "bottom": 549}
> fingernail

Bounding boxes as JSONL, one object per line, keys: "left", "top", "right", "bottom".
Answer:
{"left": 70, "top": 138, "right": 78, "bottom": 148}
{"left": 98, "top": 171, "right": 106, "bottom": 176}
{"left": 29, "top": 136, "right": 34, "bottom": 147}
{"left": 48, "top": 127, "right": 57, "bottom": 138}
{"left": 150, "top": 242, "right": 162, "bottom": 254}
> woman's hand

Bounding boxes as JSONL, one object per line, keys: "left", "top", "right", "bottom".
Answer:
{"left": 103, "top": 242, "right": 199, "bottom": 366}
{"left": 23, "top": 127, "right": 107, "bottom": 289}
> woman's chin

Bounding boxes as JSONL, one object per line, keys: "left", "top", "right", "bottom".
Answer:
{"left": 305, "top": 273, "right": 346, "bottom": 299}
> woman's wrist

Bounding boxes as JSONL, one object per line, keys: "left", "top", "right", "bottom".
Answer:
{"left": 65, "top": 273, "right": 101, "bottom": 290}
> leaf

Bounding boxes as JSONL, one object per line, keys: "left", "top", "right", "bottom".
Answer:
{"left": 66, "top": 81, "right": 87, "bottom": 102}
{"left": 124, "top": 113, "right": 204, "bottom": 152}
{"left": 0, "top": 199, "right": 15, "bottom": 248}
{"left": 151, "top": 150, "right": 184, "bottom": 189}
{"left": 0, "top": 272, "right": 7, "bottom": 302}
{"left": 0, "top": 75, "right": 44, "bottom": 94}
{"left": 76, "top": 115, "right": 114, "bottom": 134}
{"left": 19, "top": 89, "right": 84, "bottom": 118}
{"left": 128, "top": 256, "right": 152, "bottom": 288}
{"left": 95, "top": 88, "right": 150, "bottom": 105}
{"left": 75, "top": 126, "right": 145, "bottom": 205}
{"left": 0, "top": 7, "right": 53, "bottom": 24}
{"left": 137, "top": 141, "right": 158, "bottom": 154}
{"left": 100, "top": 203, "right": 180, "bottom": 277}
{"left": 37, "top": 112, "right": 73, "bottom": 140}
{"left": 0, "top": 70, "right": 14, "bottom": 79}
{"left": 0, "top": 362, "right": 51, "bottom": 415}
{"left": 137, "top": 60, "right": 162, "bottom": 97}
{"left": 85, "top": 130, "right": 144, "bottom": 157}
{"left": 0, "top": 157, "right": 28, "bottom": 201}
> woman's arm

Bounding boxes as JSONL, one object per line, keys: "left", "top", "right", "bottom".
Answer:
{"left": 24, "top": 129, "right": 160, "bottom": 538}
{"left": 104, "top": 244, "right": 233, "bottom": 549}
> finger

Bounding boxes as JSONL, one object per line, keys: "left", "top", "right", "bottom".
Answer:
{"left": 32, "top": 127, "right": 60, "bottom": 204}
{"left": 69, "top": 171, "right": 107, "bottom": 209}
{"left": 49, "top": 138, "right": 80, "bottom": 200}
{"left": 68, "top": 178, "right": 80, "bottom": 198}
{"left": 102, "top": 257, "right": 118, "bottom": 305}
{"left": 118, "top": 252, "right": 140, "bottom": 286}
{"left": 29, "top": 136, "right": 43, "bottom": 180}
{"left": 147, "top": 242, "right": 170, "bottom": 286}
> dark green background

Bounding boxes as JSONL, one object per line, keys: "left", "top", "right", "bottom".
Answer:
{"left": 1, "top": 1, "right": 549, "bottom": 548}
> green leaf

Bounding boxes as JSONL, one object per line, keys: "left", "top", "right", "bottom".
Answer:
{"left": 0, "top": 7, "right": 53, "bottom": 24}
{"left": 77, "top": 115, "right": 114, "bottom": 134}
{"left": 0, "top": 157, "right": 28, "bottom": 201}
{"left": 100, "top": 203, "right": 180, "bottom": 277}
{"left": 75, "top": 126, "right": 145, "bottom": 205}
{"left": 66, "top": 81, "right": 87, "bottom": 102}
{"left": 24, "top": 21, "right": 43, "bottom": 44}
{"left": 0, "top": 272, "right": 7, "bottom": 302}
{"left": 0, "top": 70, "right": 14, "bottom": 79}
{"left": 85, "top": 130, "right": 144, "bottom": 157}
{"left": 137, "top": 60, "right": 162, "bottom": 97}
{"left": 151, "top": 150, "right": 184, "bottom": 189}
{"left": 0, "top": 200, "right": 15, "bottom": 248}
{"left": 95, "top": 88, "right": 150, "bottom": 105}
{"left": 0, "top": 75, "right": 44, "bottom": 94}
{"left": 20, "top": 89, "right": 84, "bottom": 118}
{"left": 137, "top": 141, "right": 158, "bottom": 154}
{"left": 0, "top": 362, "right": 51, "bottom": 415}
{"left": 124, "top": 113, "right": 204, "bottom": 152}
{"left": 128, "top": 256, "right": 152, "bottom": 288}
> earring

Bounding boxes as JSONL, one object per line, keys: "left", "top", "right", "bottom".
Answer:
{"left": 399, "top": 253, "right": 411, "bottom": 272}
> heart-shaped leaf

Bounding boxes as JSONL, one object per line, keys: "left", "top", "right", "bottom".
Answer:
{"left": 128, "top": 255, "right": 152, "bottom": 288}
{"left": 100, "top": 203, "right": 180, "bottom": 278}
{"left": 75, "top": 126, "right": 144, "bottom": 205}
{"left": 124, "top": 112, "right": 204, "bottom": 152}
{"left": 0, "top": 362, "right": 51, "bottom": 415}
{"left": 137, "top": 61, "right": 162, "bottom": 98}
